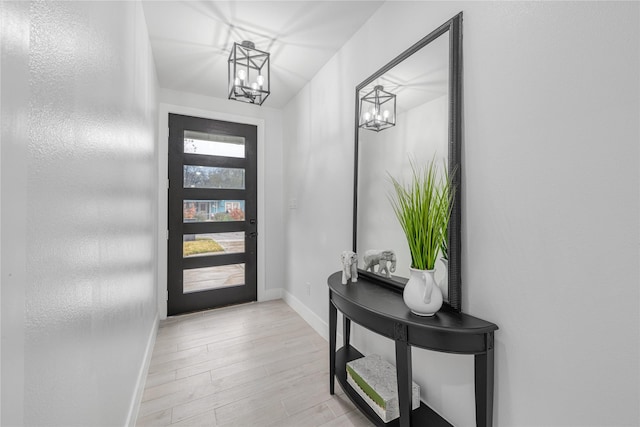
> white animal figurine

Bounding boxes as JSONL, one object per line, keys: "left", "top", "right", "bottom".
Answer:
{"left": 340, "top": 251, "right": 358, "bottom": 284}
{"left": 363, "top": 249, "right": 397, "bottom": 278}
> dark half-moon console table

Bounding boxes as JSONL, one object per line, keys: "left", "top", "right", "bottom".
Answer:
{"left": 327, "top": 271, "right": 498, "bottom": 427}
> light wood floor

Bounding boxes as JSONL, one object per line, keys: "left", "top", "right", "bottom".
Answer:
{"left": 136, "top": 300, "right": 373, "bottom": 427}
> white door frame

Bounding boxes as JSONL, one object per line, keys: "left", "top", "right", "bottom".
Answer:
{"left": 157, "top": 103, "right": 266, "bottom": 320}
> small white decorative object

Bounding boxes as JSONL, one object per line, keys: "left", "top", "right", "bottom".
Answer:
{"left": 346, "top": 354, "right": 420, "bottom": 422}
{"left": 363, "top": 249, "right": 396, "bottom": 278}
{"left": 403, "top": 267, "right": 443, "bottom": 316}
{"left": 340, "top": 250, "right": 358, "bottom": 284}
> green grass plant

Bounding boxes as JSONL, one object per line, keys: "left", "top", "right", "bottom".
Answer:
{"left": 388, "top": 157, "right": 454, "bottom": 271}
{"left": 183, "top": 238, "right": 224, "bottom": 257}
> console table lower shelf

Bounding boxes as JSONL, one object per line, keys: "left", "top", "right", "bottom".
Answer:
{"left": 335, "top": 345, "right": 452, "bottom": 427}
{"left": 327, "top": 271, "right": 498, "bottom": 427}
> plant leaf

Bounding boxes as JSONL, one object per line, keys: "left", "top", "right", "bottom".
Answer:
{"left": 388, "top": 156, "right": 455, "bottom": 270}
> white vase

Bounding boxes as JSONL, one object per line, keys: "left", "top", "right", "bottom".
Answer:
{"left": 434, "top": 258, "right": 449, "bottom": 301}
{"left": 403, "top": 267, "right": 443, "bottom": 316}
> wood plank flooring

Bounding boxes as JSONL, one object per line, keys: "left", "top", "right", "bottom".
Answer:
{"left": 136, "top": 300, "right": 373, "bottom": 427}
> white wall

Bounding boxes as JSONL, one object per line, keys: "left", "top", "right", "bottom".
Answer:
{"left": 1, "top": 1, "right": 159, "bottom": 425}
{"left": 156, "top": 88, "right": 285, "bottom": 319}
{"left": 283, "top": 2, "right": 639, "bottom": 426}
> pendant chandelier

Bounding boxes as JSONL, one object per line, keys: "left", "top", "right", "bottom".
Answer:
{"left": 228, "top": 41, "right": 270, "bottom": 105}
{"left": 358, "top": 85, "right": 396, "bottom": 132}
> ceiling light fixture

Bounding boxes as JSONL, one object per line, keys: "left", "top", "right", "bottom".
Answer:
{"left": 359, "top": 85, "right": 396, "bottom": 132}
{"left": 228, "top": 41, "right": 270, "bottom": 105}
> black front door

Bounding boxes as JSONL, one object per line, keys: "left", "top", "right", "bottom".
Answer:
{"left": 168, "top": 113, "right": 257, "bottom": 315}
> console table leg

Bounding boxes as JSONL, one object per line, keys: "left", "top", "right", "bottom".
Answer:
{"left": 329, "top": 297, "right": 337, "bottom": 395}
{"left": 474, "top": 333, "right": 495, "bottom": 427}
{"left": 343, "top": 316, "right": 351, "bottom": 348}
{"left": 395, "top": 337, "right": 412, "bottom": 427}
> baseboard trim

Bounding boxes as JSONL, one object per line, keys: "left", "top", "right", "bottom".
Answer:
{"left": 126, "top": 313, "right": 159, "bottom": 427}
{"left": 260, "top": 287, "right": 283, "bottom": 302}
{"left": 282, "top": 290, "right": 343, "bottom": 344}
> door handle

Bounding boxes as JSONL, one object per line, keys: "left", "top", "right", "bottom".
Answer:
{"left": 247, "top": 231, "right": 258, "bottom": 238}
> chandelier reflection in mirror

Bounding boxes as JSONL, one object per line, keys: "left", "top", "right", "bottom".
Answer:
{"left": 358, "top": 85, "right": 396, "bottom": 132}
{"left": 228, "top": 41, "right": 270, "bottom": 105}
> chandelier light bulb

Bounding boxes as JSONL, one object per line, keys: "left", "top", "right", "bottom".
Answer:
{"left": 251, "top": 82, "right": 258, "bottom": 92}
{"left": 383, "top": 110, "right": 390, "bottom": 119}
{"left": 256, "top": 75, "right": 264, "bottom": 87}
{"left": 363, "top": 112, "right": 371, "bottom": 121}
{"left": 237, "top": 69, "right": 246, "bottom": 81}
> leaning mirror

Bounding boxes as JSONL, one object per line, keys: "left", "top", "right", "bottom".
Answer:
{"left": 353, "top": 13, "right": 462, "bottom": 312}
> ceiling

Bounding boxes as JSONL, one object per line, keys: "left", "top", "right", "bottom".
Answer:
{"left": 360, "top": 29, "right": 449, "bottom": 114}
{"left": 141, "top": 1, "right": 384, "bottom": 108}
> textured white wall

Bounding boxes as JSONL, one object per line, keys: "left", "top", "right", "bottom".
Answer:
{"left": 155, "top": 88, "right": 285, "bottom": 319}
{"left": 283, "top": 2, "right": 639, "bottom": 426}
{"left": 1, "top": 1, "right": 158, "bottom": 425}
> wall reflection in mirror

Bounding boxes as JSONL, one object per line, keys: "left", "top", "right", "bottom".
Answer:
{"left": 353, "top": 14, "right": 462, "bottom": 311}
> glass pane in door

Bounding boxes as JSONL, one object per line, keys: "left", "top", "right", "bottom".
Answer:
{"left": 184, "top": 130, "right": 245, "bottom": 158}
{"left": 183, "top": 232, "right": 245, "bottom": 257}
{"left": 183, "top": 264, "right": 245, "bottom": 293}
{"left": 184, "top": 165, "right": 245, "bottom": 189}
{"left": 183, "top": 200, "right": 245, "bottom": 222}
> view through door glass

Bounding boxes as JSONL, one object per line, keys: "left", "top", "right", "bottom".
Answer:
{"left": 168, "top": 114, "right": 257, "bottom": 315}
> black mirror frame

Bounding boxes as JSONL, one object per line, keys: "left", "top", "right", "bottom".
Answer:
{"left": 352, "top": 12, "right": 463, "bottom": 312}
